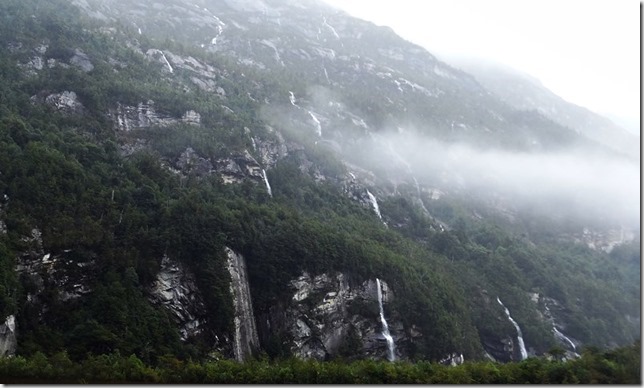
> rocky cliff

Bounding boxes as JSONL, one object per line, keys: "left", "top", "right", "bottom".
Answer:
{"left": 0, "top": 0, "right": 637, "bottom": 366}
{"left": 257, "top": 272, "right": 409, "bottom": 361}
{"left": 0, "top": 315, "right": 16, "bottom": 357}
{"left": 225, "top": 247, "right": 259, "bottom": 362}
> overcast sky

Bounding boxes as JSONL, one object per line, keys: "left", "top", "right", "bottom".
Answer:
{"left": 322, "top": 0, "right": 640, "bottom": 133}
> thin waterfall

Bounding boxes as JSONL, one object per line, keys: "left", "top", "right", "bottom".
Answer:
{"left": 288, "top": 91, "right": 298, "bottom": 107}
{"left": 412, "top": 177, "right": 429, "bottom": 214}
{"left": 497, "top": 297, "right": 528, "bottom": 360}
{"left": 376, "top": 278, "right": 395, "bottom": 361}
{"left": 262, "top": 169, "right": 272, "bottom": 197}
{"left": 545, "top": 303, "right": 577, "bottom": 353}
{"left": 308, "top": 111, "right": 322, "bottom": 137}
{"left": 160, "top": 51, "right": 173, "bottom": 73}
{"left": 366, "top": 190, "right": 382, "bottom": 220}
{"left": 384, "top": 138, "right": 428, "bottom": 216}
{"left": 553, "top": 327, "right": 576, "bottom": 351}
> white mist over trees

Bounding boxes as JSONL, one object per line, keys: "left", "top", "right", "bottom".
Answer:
{"left": 262, "top": 89, "right": 639, "bottom": 233}
{"left": 373, "top": 131, "right": 639, "bottom": 227}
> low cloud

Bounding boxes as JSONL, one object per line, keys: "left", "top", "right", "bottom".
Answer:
{"left": 376, "top": 131, "right": 640, "bottom": 227}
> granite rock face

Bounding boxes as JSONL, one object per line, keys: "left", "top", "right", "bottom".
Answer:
{"left": 149, "top": 255, "right": 207, "bottom": 341}
{"left": 0, "top": 315, "right": 16, "bottom": 357}
{"left": 258, "top": 272, "right": 408, "bottom": 361}
{"left": 225, "top": 247, "right": 259, "bottom": 362}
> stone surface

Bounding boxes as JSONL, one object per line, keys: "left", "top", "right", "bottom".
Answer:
{"left": 0, "top": 315, "right": 16, "bottom": 357}
{"left": 30, "top": 91, "right": 85, "bottom": 115}
{"left": 225, "top": 247, "right": 259, "bottom": 362}
{"left": 69, "top": 48, "right": 94, "bottom": 72}
{"left": 259, "top": 272, "right": 407, "bottom": 361}
{"left": 149, "top": 255, "right": 206, "bottom": 340}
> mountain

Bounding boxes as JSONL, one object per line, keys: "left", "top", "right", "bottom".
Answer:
{"left": 446, "top": 56, "right": 639, "bottom": 159}
{"left": 0, "top": 0, "right": 638, "bottom": 368}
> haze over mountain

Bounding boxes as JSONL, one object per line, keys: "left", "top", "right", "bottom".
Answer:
{"left": 322, "top": 0, "right": 640, "bottom": 139}
{"left": 444, "top": 56, "right": 639, "bottom": 159}
{"left": 0, "top": 0, "right": 638, "bottom": 373}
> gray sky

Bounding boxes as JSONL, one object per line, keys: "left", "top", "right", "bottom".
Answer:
{"left": 322, "top": 0, "right": 640, "bottom": 132}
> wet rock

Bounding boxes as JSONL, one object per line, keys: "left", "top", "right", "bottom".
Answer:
{"left": 0, "top": 315, "right": 16, "bottom": 357}
{"left": 259, "top": 272, "right": 407, "bottom": 361}
{"left": 30, "top": 91, "right": 84, "bottom": 115}
{"left": 182, "top": 110, "right": 201, "bottom": 125}
{"left": 69, "top": 48, "right": 94, "bottom": 72}
{"left": 149, "top": 255, "right": 206, "bottom": 340}
{"left": 177, "top": 147, "right": 213, "bottom": 176}
{"left": 111, "top": 100, "right": 177, "bottom": 130}
{"left": 225, "top": 247, "right": 259, "bottom": 362}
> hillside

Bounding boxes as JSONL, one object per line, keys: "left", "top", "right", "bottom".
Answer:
{"left": 0, "top": 0, "right": 638, "bottom": 368}
{"left": 447, "top": 56, "right": 639, "bottom": 160}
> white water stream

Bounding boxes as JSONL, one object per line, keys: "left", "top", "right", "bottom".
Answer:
{"left": 308, "top": 111, "right": 322, "bottom": 137}
{"left": 376, "top": 278, "right": 395, "bottom": 361}
{"left": 553, "top": 327, "right": 576, "bottom": 351}
{"left": 366, "top": 190, "right": 382, "bottom": 220}
{"left": 262, "top": 169, "right": 272, "bottom": 197}
{"left": 288, "top": 91, "right": 298, "bottom": 107}
{"left": 497, "top": 297, "right": 528, "bottom": 360}
{"left": 160, "top": 51, "right": 173, "bottom": 73}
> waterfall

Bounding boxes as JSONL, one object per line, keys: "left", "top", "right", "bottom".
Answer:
{"left": 545, "top": 302, "right": 577, "bottom": 353}
{"left": 308, "top": 111, "right": 322, "bottom": 137}
{"left": 322, "top": 16, "right": 340, "bottom": 39}
{"left": 412, "top": 177, "right": 429, "bottom": 214}
{"left": 160, "top": 51, "right": 173, "bottom": 73}
{"left": 553, "top": 327, "right": 576, "bottom": 351}
{"left": 384, "top": 139, "right": 429, "bottom": 216}
{"left": 497, "top": 297, "right": 528, "bottom": 360}
{"left": 262, "top": 169, "right": 272, "bottom": 197}
{"left": 288, "top": 91, "right": 298, "bottom": 107}
{"left": 366, "top": 190, "right": 382, "bottom": 220}
{"left": 376, "top": 278, "right": 395, "bottom": 361}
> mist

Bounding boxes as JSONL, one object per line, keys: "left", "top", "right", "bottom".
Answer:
{"left": 366, "top": 130, "right": 640, "bottom": 228}
{"left": 261, "top": 93, "right": 639, "bottom": 231}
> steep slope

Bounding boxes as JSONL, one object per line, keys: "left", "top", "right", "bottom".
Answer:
{"left": 448, "top": 57, "right": 639, "bottom": 159}
{"left": 0, "top": 0, "right": 638, "bottom": 367}
{"left": 71, "top": 0, "right": 600, "bottom": 151}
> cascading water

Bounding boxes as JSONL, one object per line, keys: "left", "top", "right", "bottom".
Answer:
{"left": 497, "top": 297, "right": 528, "bottom": 360}
{"left": 376, "top": 278, "right": 395, "bottom": 361}
{"left": 160, "top": 51, "right": 173, "bottom": 73}
{"left": 383, "top": 138, "right": 429, "bottom": 216}
{"left": 553, "top": 327, "right": 576, "bottom": 351}
{"left": 262, "top": 169, "right": 272, "bottom": 197}
{"left": 366, "top": 190, "right": 382, "bottom": 220}
{"left": 288, "top": 91, "right": 298, "bottom": 107}
{"left": 545, "top": 303, "right": 577, "bottom": 353}
{"left": 308, "top": 111, "right": 322, "bottom": 137}
{"left": 412, "top": 177, "right": 429, "bottom": 214}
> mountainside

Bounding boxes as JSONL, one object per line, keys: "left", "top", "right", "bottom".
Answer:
{"left": 0, "top": 0, "right": 639, "bottom": 367}
{"left": 447, "top": 57, "right": 639, "bottom": 160}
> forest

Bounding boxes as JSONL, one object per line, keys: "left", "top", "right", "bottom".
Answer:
{"left": 0, "top": 0, "right": 639, "bottom": 380}
{"left": 0, "top": 341, "right": 640, "bottom": 384}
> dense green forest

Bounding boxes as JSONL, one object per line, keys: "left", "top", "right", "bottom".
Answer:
{"left": 0, "top": 0, "right": 638, "bottom": 375}
{"left": 0, "top": 341, "right": 640, "bottom": 384}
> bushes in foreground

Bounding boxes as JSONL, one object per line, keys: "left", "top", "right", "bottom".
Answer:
{"left": 0, "top": 341, "right": 639, "bottom": 384}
